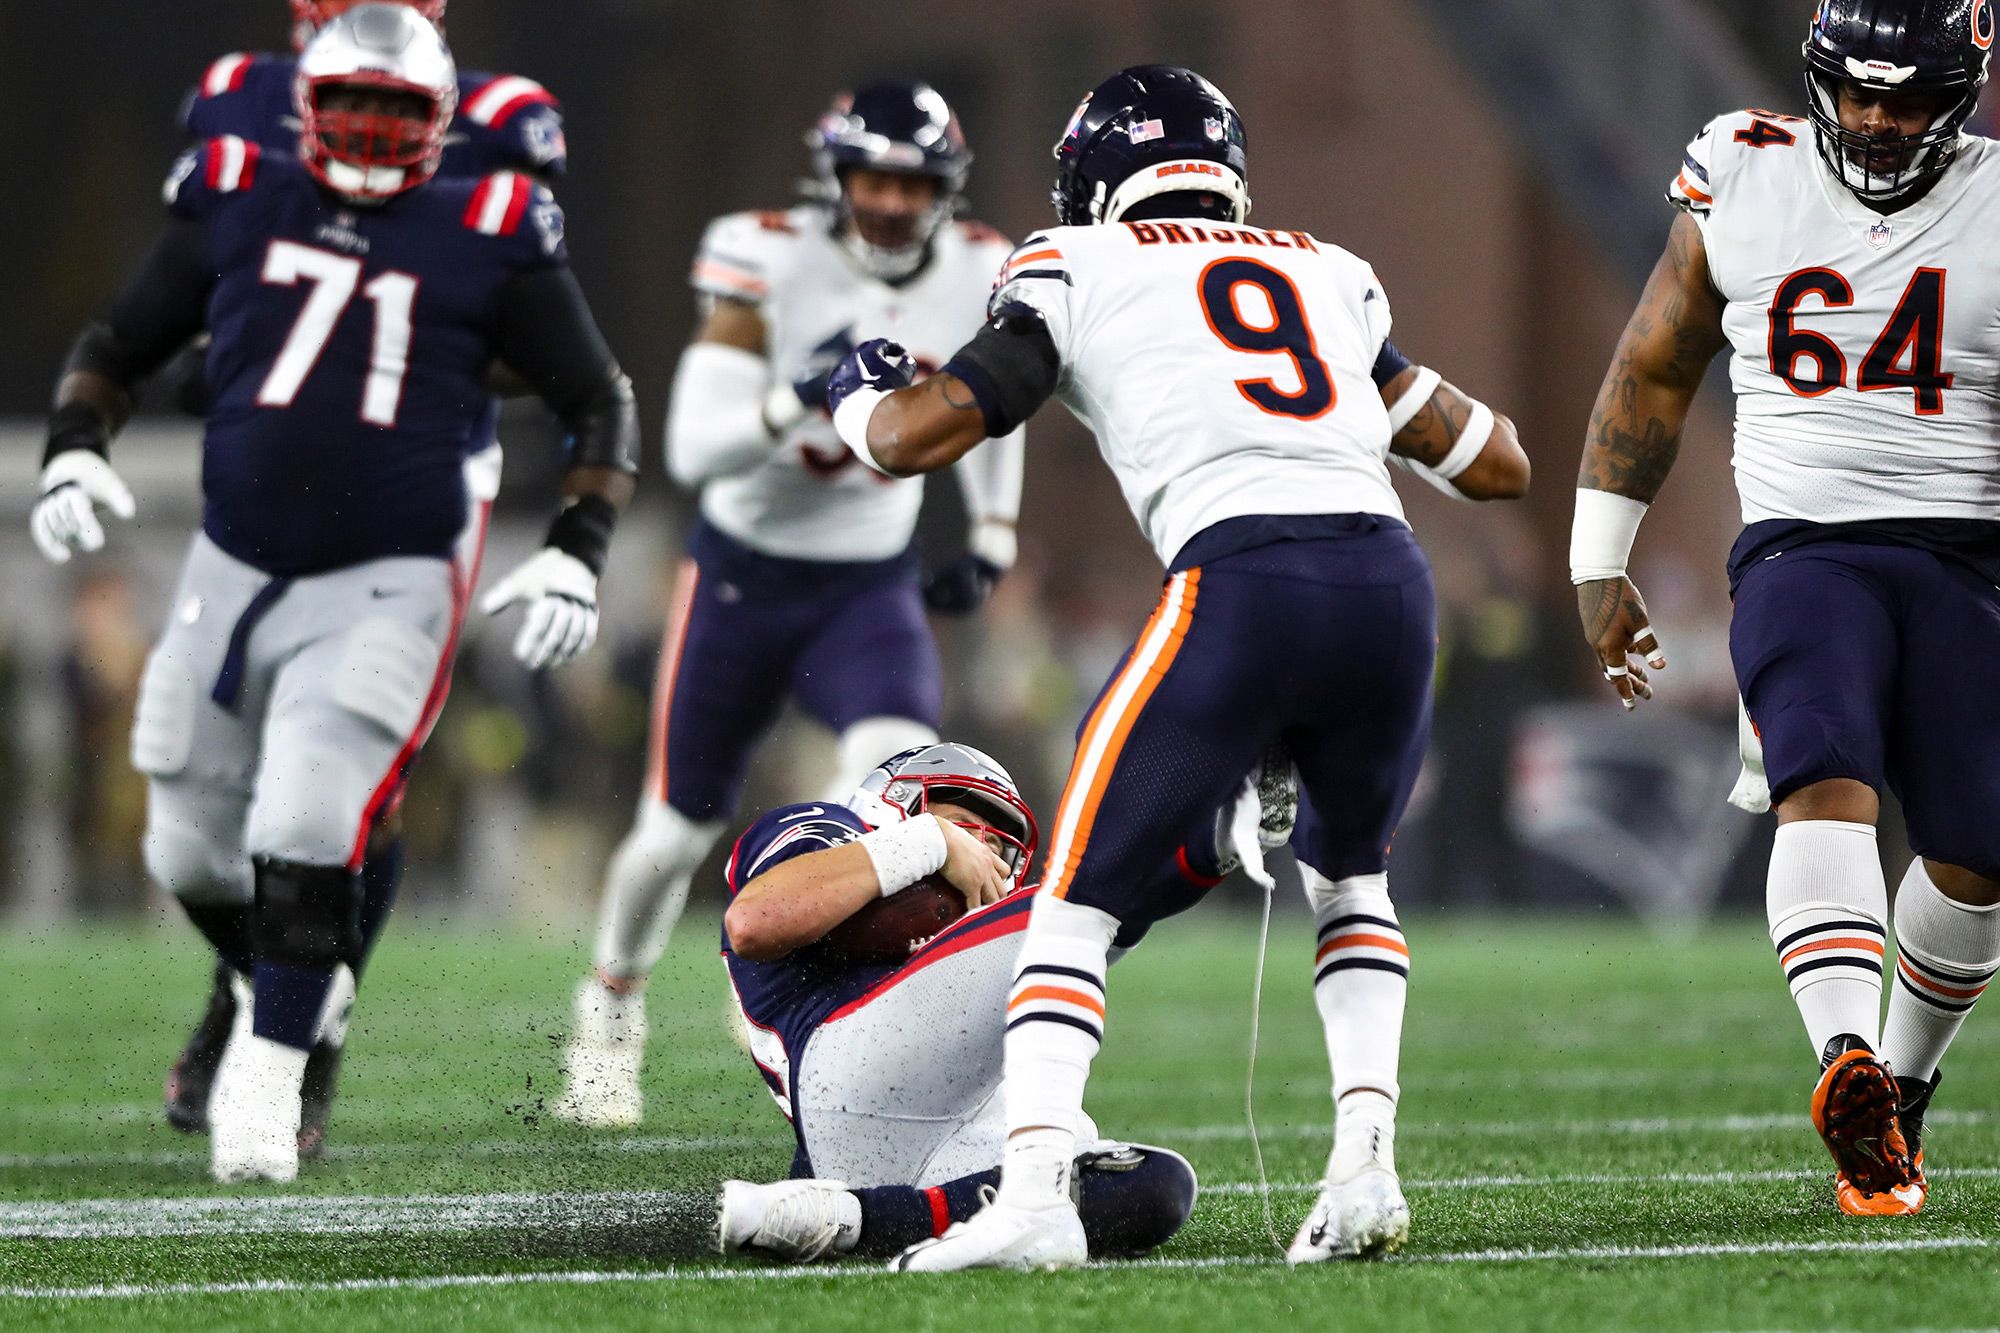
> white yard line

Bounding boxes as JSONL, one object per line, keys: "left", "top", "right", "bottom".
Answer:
{"left": 3, "top": 1236, "right": 1996, "bottom": 1300}
{"left": 12, "top": 1166, "right": 2000, "bottom": 1240}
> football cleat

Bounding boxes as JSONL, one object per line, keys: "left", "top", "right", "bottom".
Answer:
{"left": 552, "top": 977, "right": 646, "bottom": 1129}
{"left": 890, "top": 1197, "right": 1087, "bottom": 1272}
{"left": 1254, "top": 745, "right": 1299, "bottom": 850}
{"left": 717, "top": 1179, "right": 862, "bottom": 1263}
{"left": 1287, "top": 1148, "right": 1410, "bottom": 1264}
{"left": 209, "top": 1033, "right": 309, "bottom": 1184}
{"left": 1837, "top": 1068, "right": 1943, "bottom": 1215}
{"left": 1810, "top": 1035, "right": 1916, "bottom": 1201}
{"left": 164, "top": 960, "right": 241, "bottom": 1134}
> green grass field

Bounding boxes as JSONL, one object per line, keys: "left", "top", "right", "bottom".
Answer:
{"left": 3, "top": 906, "right": 1998, "bottom": 1330}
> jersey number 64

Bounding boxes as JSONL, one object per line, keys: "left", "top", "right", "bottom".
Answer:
{"left": 1769, "top": 266, "right": 1952, "bottom": 416}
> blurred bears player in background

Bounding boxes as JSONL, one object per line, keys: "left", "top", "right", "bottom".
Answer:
{"left": 30, "top": 4, "right": 637, "bottom": 1181}
{"left": 827, "top": 65, "right": 1529, "bottom": 1269}
{"left": 157, "top": 0, "right": 572, "bottom": 1163}
{"left": 554, "top": 82, "right": 1026, "bottom": 1129}
{"left": 714, "top": 743, "right": 1209, "bottom": 1265}
{"left": 1572, "top": 0, "right": 2000, "bottom": 1218}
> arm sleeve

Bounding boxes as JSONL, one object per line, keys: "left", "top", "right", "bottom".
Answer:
{"left": 63, "top": 215, "right": 215, "bottom": 390}
{"left": 664, "top": 341, "right": 779, "bottom": 488}
{"left": 493, "top": 266, "right": 637, "bottom": 473}
{"left": 727, "top": 805, "right": 869, "bottom": 895}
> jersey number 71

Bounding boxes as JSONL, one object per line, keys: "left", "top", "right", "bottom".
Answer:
{"left": 257, "top": 240, "right": 419, "bottom": 427}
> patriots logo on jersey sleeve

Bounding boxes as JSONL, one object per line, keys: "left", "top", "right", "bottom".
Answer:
{"left": 532, "top": 195, "right": 566, "bottom": 256}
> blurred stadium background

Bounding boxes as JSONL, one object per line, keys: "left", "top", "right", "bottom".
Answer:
{"left": 2, "top": 0, "right": 1963, "bottom": 927}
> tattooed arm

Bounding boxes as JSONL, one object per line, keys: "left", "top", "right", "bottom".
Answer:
{"left": 1381, "top": 367, "right": 1530, "bottom": 500}
{"left": 1573, "top": 211, "right": 1728, "bottom": 705}
{"left": 851, "top": 373, "right": 996, "bottom": 476}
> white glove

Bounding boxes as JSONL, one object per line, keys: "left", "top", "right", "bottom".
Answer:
{"left": 31, "top": 451, "right": 136, "bottom": 564}
{"left": 480, "top": 548, "right": 600, "bottom": 670}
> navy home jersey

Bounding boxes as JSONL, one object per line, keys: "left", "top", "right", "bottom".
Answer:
{"left": 184, "top": 52, "right": 567, "bottom": 180}
{"left": 720, "top": 801, "right": 1036, "bottom": 1145}
{"left": 166, "top": 137, "right": 565, "bottom": 575}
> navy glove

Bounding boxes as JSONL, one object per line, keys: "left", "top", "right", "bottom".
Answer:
{"left": 794, "top": 328, "right": 857, "bottom": 413}
{"left": 827, "top": 339, "right": 916, "bottom": 416}
{"left": 923, "top": 553, "right": 1005, "bottom": 615}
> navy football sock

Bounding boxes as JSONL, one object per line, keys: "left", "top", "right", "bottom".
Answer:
{"left": 180, "top": 903, "right": 253, "bottom": 976}
{"left": 852, "top": 1170, "right": 998, "bottom": 1257}
{"left": 357, "top": 836, "right": 403, "bottom": 976}
{"left": 252, "top": 961, "right": 336, "bottom": 1051}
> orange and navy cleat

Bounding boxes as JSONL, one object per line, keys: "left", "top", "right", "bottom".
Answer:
{"left": 1837, "top": 1069, "right": 1943, "bottom": 1215}
{"left": 1811, "top": 1035, "right": 1916, "bottom": 1203}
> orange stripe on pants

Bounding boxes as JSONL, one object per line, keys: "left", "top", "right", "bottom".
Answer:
{"left": 1043, "top": 570, "right": 1201, "bottom": 901}
{"left": 646, "top": 561, "right": 701, "bottom": 805}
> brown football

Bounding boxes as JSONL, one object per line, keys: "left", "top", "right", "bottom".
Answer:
{"left": 823, "top": 876, "right": 967, "bottom": 962}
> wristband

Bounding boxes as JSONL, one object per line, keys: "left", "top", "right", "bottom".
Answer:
{"left": 1384, "top": 367, "right": 1441, "bottom": 436}
{"left": 860, "top": 815, "right": 949, "bottom": 897}
{"left": 833, "top": 387, "right": 893, "bottom": 474}
{"left": 1430, "top": 402, "right": 1494, "bottom": 481}
{"left": 543, "top": 494, "right": 618, "bottom": 576}
{"left": 761, "top": 380, "right": 809, "bottom": 436}
{"left": 1569, "top": 489, "right": 1649, "bottom": 584}
{"left": 44, "top": 402, "right": 111, "bottom": 468}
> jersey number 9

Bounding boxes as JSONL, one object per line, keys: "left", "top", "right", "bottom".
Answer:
{"left": 1769, "top": 266, "right": 1953, "bottom": 416}
{"left": 1198, "top": 258, "right": 1336, "bottom": 420}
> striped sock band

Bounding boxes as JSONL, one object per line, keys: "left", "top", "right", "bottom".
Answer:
{"left": 1313, "top": 911, "right": 1411, "bottom": 987}
{"left": 1770, "top": 910, "right": 1887, "bottom": 997}
{"left": 1006, "top": 962, "right": 1107, "bottom": 1045}
{"left": 1895, "top": 946, "right": 1995, "bottom": 1015}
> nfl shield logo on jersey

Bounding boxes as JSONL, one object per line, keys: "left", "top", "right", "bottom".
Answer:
{"left": 1867, "top": 220, "right": 1892, "bottom": 250}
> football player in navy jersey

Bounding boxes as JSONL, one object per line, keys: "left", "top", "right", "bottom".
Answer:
{"left": 158, "top": 0, "right": 570, "bottom": 1157}
{"left": 30, "top": 4, "right": 636, "bottom": 1183}
{"left": 712, "top": 744, "right": 1200, "bottom": 1266}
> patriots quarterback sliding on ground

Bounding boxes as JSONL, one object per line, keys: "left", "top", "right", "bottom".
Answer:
{"left": 31, "top": 4, "right": 636, "bottom": 1182}
{"left": 714, "top": 743, "right": 1228, "bottom": 1265}
{"left": 1572, "top": 0, "right": 2000, "bottom": 1217}
{"left": 554, "top": 83, "right": 1025, "bottom": 1129}
{"left": 825, "top": 66, "right": 1529, "bottom": 1269}
{"left": 160, "top": 0, "right": 572, "bottom": 1162}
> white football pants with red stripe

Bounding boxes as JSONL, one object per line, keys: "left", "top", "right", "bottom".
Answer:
{"left": 135, "top": 532, "right": 462, "bottom": 900}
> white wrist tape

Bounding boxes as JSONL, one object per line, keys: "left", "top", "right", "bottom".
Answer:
{"left": 1389, "top": 452, "right": 1476, "bottom": 503}
{"left": 1384, "top": 367, "right": 1441, "bottom": 435}
{"left": 761, "top": 380, "right": 809, "bottom": 435}
{"left": 1569, "top": 489, "right": 1650, "bottom": 584}
{"left": 1430, "top": 402, "right": 1494, "bottom": 481}
{"left": 833, "top": 388, "right": 893, "bottom": 475}
{"left": 969, "top": 519, "right": 1017, "bottom": 570}
{"left": 860, "top": 815, "right": 949, "bottom": 897}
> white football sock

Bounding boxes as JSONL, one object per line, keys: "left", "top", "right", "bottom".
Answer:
{"left": 1881, "top": 860, "right": 2000, "bottom": 1085}
{"left": 997, "top": 893, "right": 1119, "bottom": 1209}
{"left": 591, "top": 799, "right": 724, "bottom": 984}
{"left": 1766, "top": 820, "right": 1887, "bottom": 1057}
{"left": 1302, "top": 867, "right": 1408, "bottom": 1107}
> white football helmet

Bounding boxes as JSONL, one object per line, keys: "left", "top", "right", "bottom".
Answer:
{"left": 294, "top": 2, "right": 457, "bottom": 202}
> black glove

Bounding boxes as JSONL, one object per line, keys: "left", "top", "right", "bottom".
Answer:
{"left": 922, "top": 554, "right": 1004, "bottom": 615}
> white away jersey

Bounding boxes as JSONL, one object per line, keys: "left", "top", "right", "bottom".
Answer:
{"left": 689, "top": 207, "right": 1019, "bottom": 560}
{"left": 1671, "top": 109, "right": 2000, "bottom": 523}
{"left": 990, "top": 219, "right": 1403, "bottom": 567}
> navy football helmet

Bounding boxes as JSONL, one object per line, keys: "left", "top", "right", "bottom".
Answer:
{"left": 1804, "top": 0, "right": 1992, "bottom": 201}
{"left": 848, "top": 742, "right": 1038, "bottom": 885}
{"left": 1051, "top": 65, "right": 1249, "bottom": 227}
{"left": 810, "top": 81, "right": 971, "bottom": 280}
